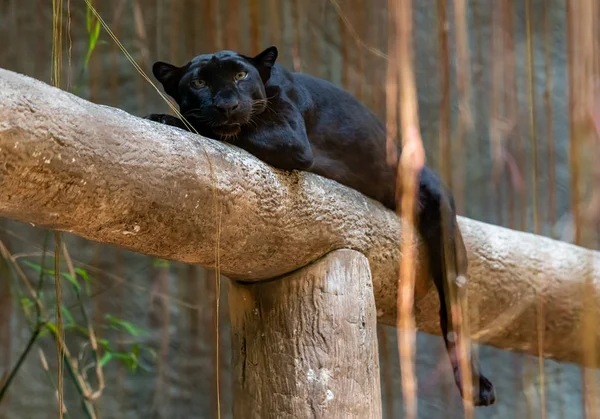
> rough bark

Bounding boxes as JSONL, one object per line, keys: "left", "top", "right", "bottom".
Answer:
{"left": 229, "top": 249, "right": 382, "bottom": 419}
{"left": 1, "top": 68, "right": 600, "bottom": 366}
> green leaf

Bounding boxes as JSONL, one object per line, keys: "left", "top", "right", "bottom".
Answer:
{"left": 105, "top": 315, "right": 147, "bottom": 337}
{"left": 22, "top": 259, "right": 82, "bottom": 291}
{"left": 21, "top": 260, "right": 40, "bottom": 271}
{"left": 110, "top": 352, "right": 130, "bottom": 360}
{"left": 132, "top": 343, "right": 140, "bottom": 358}
{"left": 86, "top": 4, "right": 93, "bottom": 33}
{"left": 46, "top": 322, "right": 58, "bottom": 335}
{"left": 127, "top": 351, "right": 139, "bottom": 372}
{"left": 83, "top": 19, "right": 101, "bottom": 69}
{"left": 61, "top": 305, "right": 75, "bottom": 326}
{"left": 22, "top": 260, "right": 46, "bottom": 273}
{"left": 22, "top": 260, "right": 63, "bottom": 280}
{"left": 97, "top": 338, "right": 111, "bottom": 351}
{"left": 152, "top": 258, "right": 170, "bottom": 268}
{"left": 99, "top": 352, "right": 113, "bottom": 367}
{"left": 61, "top": 272, "right": 81, "bottom": 291}
{"left": 75, "top": 268, "right": 91, "bottom": 283}
{"left": 109, "top": 351, "right": 139, "bottom": 371}
{"left": 75, "top": 267, "right": 93, "bottom": 295}
{"left": 20, "top": 297, "right": 33, "bottom": 310}
{"left": 20, "top": 297, "right": 33, "bottom": 318}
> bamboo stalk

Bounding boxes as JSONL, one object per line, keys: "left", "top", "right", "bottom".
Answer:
{"left": 436, "top": 0, "right": 452, "bottom": 189}
{"left": 394, "top": 1, "right": 425, "bottom": 417}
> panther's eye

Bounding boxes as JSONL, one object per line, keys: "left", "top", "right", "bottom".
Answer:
{"left": 235, "top": 71, "right": 248, "bottom": 81}
{"left": 190, "top": 79, "right": 206, "bottom": 89}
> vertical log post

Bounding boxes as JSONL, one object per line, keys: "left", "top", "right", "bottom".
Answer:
{"left": 229, "top": 249, "right": 382, "bottom": 419}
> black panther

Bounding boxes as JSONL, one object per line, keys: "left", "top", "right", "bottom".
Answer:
{"left": 145, "top": 46, "right": 495, "bottom": 406}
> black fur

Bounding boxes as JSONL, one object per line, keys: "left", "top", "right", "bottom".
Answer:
{"left": 145, "top": 46, "right": 495, "bottom": 406}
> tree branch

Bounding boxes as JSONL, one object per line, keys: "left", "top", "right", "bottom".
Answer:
{"left": 1, "top": 68, "right": 599, "bottom": 366}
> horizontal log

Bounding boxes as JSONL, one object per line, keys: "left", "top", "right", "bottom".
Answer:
{"left": 1, "top": 68, "right": 599, "bottom": 366}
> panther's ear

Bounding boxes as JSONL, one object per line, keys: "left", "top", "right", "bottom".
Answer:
{"left": 251, "top": 46, "right": 278, "bottom": 83}
{"left": 152, "top": 61, "right": 183, "bottom": 100}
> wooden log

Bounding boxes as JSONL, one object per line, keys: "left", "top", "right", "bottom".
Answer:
{"left": 229, "top": 249, "right": 382, "bottom": 419}
{"left": 2, "top": 68, "right": 600, "bottom": 366}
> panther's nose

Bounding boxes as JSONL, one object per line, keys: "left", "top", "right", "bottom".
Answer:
{"left": 215, "top": 100, "right": 239, "bottom": 117}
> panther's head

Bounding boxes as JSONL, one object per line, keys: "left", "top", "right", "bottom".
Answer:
{"left": 152, "top": 46, "right": 278, "bottom": 138}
